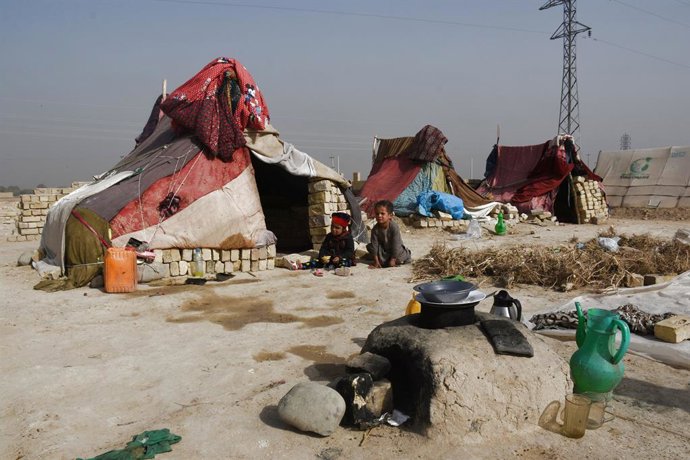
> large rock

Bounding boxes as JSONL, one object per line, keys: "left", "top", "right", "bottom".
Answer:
{"left": 278, "top": 382, "right": 345, "bottom": 436}
{"left": 361, "top": 313, "right": 571, "bottom": 442}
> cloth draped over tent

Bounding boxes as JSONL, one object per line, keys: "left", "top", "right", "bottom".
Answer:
{"left": 160, "top": 57, "right": 270, "bottom": 162}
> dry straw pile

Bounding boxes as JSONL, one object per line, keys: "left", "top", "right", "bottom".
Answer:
{"left": 411, "top": 232, "right": 690, "bottom": 291}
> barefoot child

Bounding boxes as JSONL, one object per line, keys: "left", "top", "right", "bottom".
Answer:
{"left": 367, "top": 200, "right": 411, "bottom": 268}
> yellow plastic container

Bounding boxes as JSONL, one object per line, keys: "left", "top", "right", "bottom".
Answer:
{"left": 104, "top": 247, "right": 137, "bottom": 293}
{"left": 405, "top": 293, "right": 422, "bottom": 315}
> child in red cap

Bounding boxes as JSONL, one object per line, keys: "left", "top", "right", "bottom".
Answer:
{"left": 317, "top": 212, "right": 356, "bottom": 268}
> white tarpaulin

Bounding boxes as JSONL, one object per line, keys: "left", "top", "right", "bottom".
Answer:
{"left": 528, "top": 270, "right": 690, "bottom": 369}
{"left": 595, "top": 146, "right": 690, "bottom": 208}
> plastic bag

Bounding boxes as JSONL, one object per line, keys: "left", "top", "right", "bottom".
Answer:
{"left": 465, "top": 218, "right": 482, "bottom": 239}
{"left": 417, "top": 191, "right": 464, "bottom": 220}
{"left": 597, "top": 237, "right": 620, "bottom": 252}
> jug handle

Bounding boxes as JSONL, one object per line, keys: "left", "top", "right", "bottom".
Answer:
{"left": 611, "top": 318, "right": 631, "bottom": 365}
{"left": 513, "top": 298, "right": 522, "bottom": 321}
{"left": 575, "top": 302, "right": 586, "bottom": 347}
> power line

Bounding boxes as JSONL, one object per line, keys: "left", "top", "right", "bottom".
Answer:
{"left": 152, "top": 0, "right": 549, "bottom": 34}
{"left": 610, "top": 0, "right": 690, "bottom": 30}
{"left": 592, "top": 37, "right": 690, "bottom": 69}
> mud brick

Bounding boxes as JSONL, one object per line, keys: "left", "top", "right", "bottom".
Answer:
{"left": 162, "top": 249, "right": 174, "bottom": 263}
{"left": 654, "top": 315, "right": 690, "bottom": 343}
{"left": 308, "top": 203, "right": 327, "bottom": 216}
{"left": 308, "top": 179, "right": 331, "bottom": 193}
{"left": 308, "top": 191, "right": 330, "bottom": 204}
{"left": 309, "top": 214, "right": 330, "bottom": 228}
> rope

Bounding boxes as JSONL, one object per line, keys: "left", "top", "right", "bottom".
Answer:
{"left": 134, "top": 144, "right": 197, "bottom": 243}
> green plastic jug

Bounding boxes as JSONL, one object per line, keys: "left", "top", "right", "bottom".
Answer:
{"left": 570, "top": 302, "right": 630, "bottom": 394}
{"left": 494, "top": 212, "right": 507, "bottom": 235}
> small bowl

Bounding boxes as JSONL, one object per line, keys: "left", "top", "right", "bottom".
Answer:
{"left": 413, "top": 280, "right": 476, "bottom": 304}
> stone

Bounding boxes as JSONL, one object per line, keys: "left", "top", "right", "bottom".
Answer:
{"left": 624, "top": 273, "right": 644, "bottom": 288}
{"left": 643, "top": 274, "right": 665, "bottom": 286}
{"left": 335, "top": 373, "right": 375, "bottom": 428}
{"left": 181, "top": 249, "right": 193, "bottom": 261}
{"left": 361, "top": 313, "right": 570, "bottom": 441}
{"left": 364, "top": 379, "right": 394, "bottom": 417}
{"left": 178, "top": 260, "right": 189, "bottom": 276}
{"left": 346, "top": 352, "right": 391, "bottom": 380}
{"left": 138, "top": 262, "right": 168, "bottom": 282}
{"left": 89, "top": 275, "right": 104, "bottom": 288}
{"left": 277, "top": 382, "right": 345, "bottom": 436}
{"left": 17, "top": 250, "right": 34, "bottom": 266}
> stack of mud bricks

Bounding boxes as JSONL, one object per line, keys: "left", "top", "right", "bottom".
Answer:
{"left": 307, "top": 179, "right": 354, "bottom": 252}
{"left": 153, "top": 244, "right": 277, "bottom": 277}
{"left": 574, "top": 176, "right": 609, "bottom": 224}
{"left": 412, "top": 215, "right": 467, "bottom": 229}
{"left": 1, "top": 193, "right": 20, "bottom": 229}
{"left": 490, "top": 203, "right": 519, "bottom": 222}
{"left": 9, "top": 182, "right": 87, "bottom": 242}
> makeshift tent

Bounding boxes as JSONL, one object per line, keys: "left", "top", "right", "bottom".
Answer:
{"left": 357, "top": 125, "right": 492, "bottom": 217}
{"left": 477, "top": 135, "right": 602, "bottom": 223}
{"left": 38, "top": 57, "right": 364, "bottom": 282}
{"left": 594, "top": 146, "right": 690, "bottom": 208}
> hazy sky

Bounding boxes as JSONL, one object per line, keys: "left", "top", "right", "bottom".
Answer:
{"left": 1, "top": 0, "right": 689, "bottom": 188}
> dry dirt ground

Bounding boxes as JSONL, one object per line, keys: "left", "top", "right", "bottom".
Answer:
{"left": 1, "top": 216, "right": 689, "bottom": 459}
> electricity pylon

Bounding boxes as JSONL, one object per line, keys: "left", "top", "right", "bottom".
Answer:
{"left": 540, "top": 0, "right": 590, "bottom": 143}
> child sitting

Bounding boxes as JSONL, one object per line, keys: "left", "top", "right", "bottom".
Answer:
{"left": 367, "top": 200, "right": 411, "bottom": 268}
{"left": 317, "top": 212, "right": 356, "bottom": 268}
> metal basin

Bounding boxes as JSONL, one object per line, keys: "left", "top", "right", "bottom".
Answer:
{"left": 412, "top": 280, "right": 476, "bottom": 304}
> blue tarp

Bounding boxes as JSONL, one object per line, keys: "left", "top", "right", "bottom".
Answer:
{"left": 417, "top": 191, "right": 465, "bottom": 219}
{"left": 393, "top": 162, "right": 444, "bottom": 216}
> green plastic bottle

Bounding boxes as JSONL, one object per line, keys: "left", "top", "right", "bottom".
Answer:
{"left": 495, "top": 212, "right": 507, "bottom": 235}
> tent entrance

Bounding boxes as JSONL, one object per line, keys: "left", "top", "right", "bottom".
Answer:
{"left": 553, "top": 176, "right": 579, "bottom": 224}
{"left": 251, "top": 156, "right": 312, "bottom": 253}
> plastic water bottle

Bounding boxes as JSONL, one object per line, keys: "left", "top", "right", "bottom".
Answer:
{"left": 192, "top": 248, "right": 205, "bottom": 277}
{"left": 466, "top": 218, "right": 482, "bottom": 239}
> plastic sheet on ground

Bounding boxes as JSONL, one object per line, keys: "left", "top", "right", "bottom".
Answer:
{"left": 527, "top": 270, "right": 690, "bottom": 369}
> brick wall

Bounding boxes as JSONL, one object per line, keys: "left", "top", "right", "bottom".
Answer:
{"left": 7, "top": 182, "right": 89, "bottom": 242}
